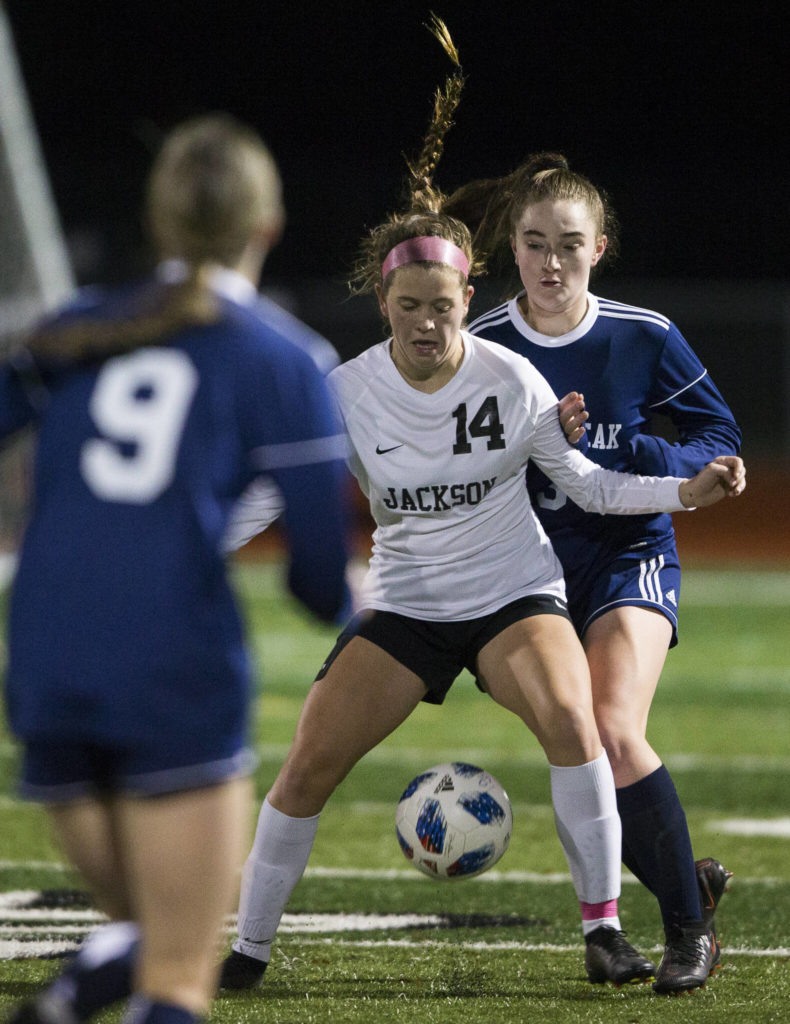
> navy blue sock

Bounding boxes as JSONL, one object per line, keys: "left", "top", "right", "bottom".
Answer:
{"left": 621, "top": 831, "right": 652, "bottom": 892}
{"left": 616, "top": 765, "right": 702, "bottom": 936}
{"left": 122, "top": 997, "right": 200, "bottom": 1024}
{"left": 43, "top": 923, "right": 138, "bottom": 1020}
{"left": 71, "top": 945, "right": 137, "bottom": 1019}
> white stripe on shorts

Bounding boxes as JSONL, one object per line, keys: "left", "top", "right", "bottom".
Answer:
{"left": 638, "top": 554, "right": 665, "bottom": 604}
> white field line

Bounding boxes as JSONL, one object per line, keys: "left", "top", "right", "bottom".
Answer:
{"left": 2, "top": 893, "right": 789, "bottom": 961}
{"left": 0, "top": 859, "right": 71, "bottom": 870}
{"left": 0, "top": 865, "right": 786, "bottom": 885}
{"left": 2, "top": 932, "right": 789, "bottom": 960}
{"left": 168, "top": 747, "right": 790, "bottom": 772}
{"left": 678, "top": 571, "right": 790, "bottom": 607}
{"left": 714, "top": 817, "right": 790, "bottom": 837}
{"left": 232, "top": 564, "right": 790, "bottom": 607}
{"left": 271, "top": 748, "right": 790, "bottom": 772}
{"left": 1, "top": 866, "right": 787, "bottom": 889}
{"left": 2, "top": 745, "right": 790, "bottom": 810}
{"left": 286, "top": 937, "right": 790, "bottom": 957}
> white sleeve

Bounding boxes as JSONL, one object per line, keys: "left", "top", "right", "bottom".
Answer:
{"left": 222, "top": 476, "right": 286, "bottom": 553}
{"left": 529, "top": 402, "right": 687, "bottom": 514}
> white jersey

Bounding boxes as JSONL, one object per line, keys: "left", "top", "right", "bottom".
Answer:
{"left": 329, "top": 332, "right": 685, "bottom": 620}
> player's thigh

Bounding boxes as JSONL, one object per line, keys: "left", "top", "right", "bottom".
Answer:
{"left": 584, "top": 605, "right": 673, "bottom": 734}
{"left": 284, "top": 636, "right": 428, "bottom": 775}
{"left": 117, "top": 777, "right": 252, "bottom": 940}
{"left": 477, "top": 614, "right": 594, "bottom": 734}
{"left": 114, "top": 777, "right": 251, "bottom": 1008}
{"left": 47, "top": 798, "right": 129, "bottom": 918}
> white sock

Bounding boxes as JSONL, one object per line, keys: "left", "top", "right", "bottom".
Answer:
{"left": 234, "top": 796, "right": 320, "bottom": 961}
{"left": 550, "top": 751, "right": 622, "bottom": 908}
{"left": 581, "top": 913, "right": 622, "bottom": 936}
{"left": 75, "top": 921, "right": 140, "bottom": 968}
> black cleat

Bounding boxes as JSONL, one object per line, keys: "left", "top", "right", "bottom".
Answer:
{"left": 584, "top": 926, "right": 655, "bottom": 985}
{"left": 653, "top": 929, "right": 721, "bottom": 994}
{"left": 5, "top": 1004, "right": 44, "bottom": 1024}
{"left": 5, "top": 995, "right": 77, "bottom": 1024}
{"left": 219, "top": 948, "right": 268, "bottom": 990}
{"left": 696, "top": 857, "right": 733, "bottom": 933}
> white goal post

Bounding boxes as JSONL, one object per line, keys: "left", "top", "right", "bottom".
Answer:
{"left": 0, "top": 3, "right": 74, "bottom": 576}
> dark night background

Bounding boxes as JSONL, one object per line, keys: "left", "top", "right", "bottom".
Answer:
{"left": 3, "top": 1, "right": 789, "bottom": 458}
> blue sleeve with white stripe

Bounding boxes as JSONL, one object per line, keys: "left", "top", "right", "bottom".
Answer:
{"left": 244, "top": 344, "right": 351, "bottom": 623}
{"left": 629, "top": 323, "right": 741, "bottom": 476}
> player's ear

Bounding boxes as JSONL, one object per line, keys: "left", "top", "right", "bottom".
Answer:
{"left": 375, "top": 283, "right": 389, "bottom": 319}
{"left": 591, "top": 234, "right": 607, "bottom": 266}
{"left": 256, "top": 213, "right": 285, "bottom": 254}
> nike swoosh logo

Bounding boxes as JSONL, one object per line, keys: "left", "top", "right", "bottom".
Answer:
{"left": 376, "top": 443, "right": 404, "bottom": 454}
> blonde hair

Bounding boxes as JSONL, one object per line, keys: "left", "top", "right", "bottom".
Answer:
{"left": 349, "top": 15, "right": 484, "bottom": 297}
{"left": 28, "top": 114, "right": 283, "bottom": 364}
{"left": 146, "top": 113, "right": 283, "bottom": 266}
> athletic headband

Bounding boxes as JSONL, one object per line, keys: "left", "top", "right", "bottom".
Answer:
{"left": 381, "top": 236, "right": 470, "bottom": 281}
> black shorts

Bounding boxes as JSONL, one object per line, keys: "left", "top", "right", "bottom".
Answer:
{"left": 316, "top": 594, "right": 570, "bottom": 705}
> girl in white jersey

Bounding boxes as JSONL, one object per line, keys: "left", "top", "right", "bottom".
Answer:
{"left": 220, "top": 60, "right": 744, "bottom": 991}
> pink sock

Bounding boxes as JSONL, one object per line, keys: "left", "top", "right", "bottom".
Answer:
{"left": 581, "top": 898, "right": 621, "bottom": 935}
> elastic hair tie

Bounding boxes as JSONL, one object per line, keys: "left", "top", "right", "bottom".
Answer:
{"left": 381, "top": 236, "right": 470, "bottom": 281}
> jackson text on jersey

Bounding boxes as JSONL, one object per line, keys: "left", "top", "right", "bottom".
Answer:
{"left": 381, "top": 476, "right": 498, "bottom": 512}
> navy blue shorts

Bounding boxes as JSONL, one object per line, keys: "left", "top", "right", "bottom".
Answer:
{"left": 18, "top": 738, "right": 256, "bottom": 803}
{"left": 316, "top": 594, "right": 571, "bottom": 705}
{"left": 564, "top": 539, "right": 681, "bottom": 646}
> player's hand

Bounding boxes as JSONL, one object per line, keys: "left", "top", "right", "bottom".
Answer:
{"left": 678, "top": 456, "right": 746, "bottom": 508}
{"left": 558, "top": 391, "right": 588, "bottom": 444}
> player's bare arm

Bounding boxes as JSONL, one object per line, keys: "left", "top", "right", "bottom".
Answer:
{"left": 679, "top": 455, "right": 746, "bottom": 508}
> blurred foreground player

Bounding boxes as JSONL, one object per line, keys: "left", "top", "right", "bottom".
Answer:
{"left": 1, "top": 114, "right": 350, "bottom": 1024}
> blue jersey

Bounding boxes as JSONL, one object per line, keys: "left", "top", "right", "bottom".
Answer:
{"left": 468, "top": 293, "right": 741, "bottom": 571}
{"left": 1, "top": 275, "right": 350, "bottom": 752}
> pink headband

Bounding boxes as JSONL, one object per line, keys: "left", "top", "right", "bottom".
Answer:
{"left": 381, "top": 236, "right": 470, "bottom": 281}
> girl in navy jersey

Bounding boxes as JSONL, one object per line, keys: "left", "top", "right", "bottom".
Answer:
{"left": 220, "top": 45, "right": 744, "bottom": 994}
{"left": 445, "top": 153, "right": 739, "bottom": 993}
{"left": 1, "top": 115, "right": 350, "bottom": 1024}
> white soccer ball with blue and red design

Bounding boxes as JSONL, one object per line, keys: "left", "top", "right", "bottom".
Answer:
{"left": 395, "top": 762, "right": 513, "bottom": 879}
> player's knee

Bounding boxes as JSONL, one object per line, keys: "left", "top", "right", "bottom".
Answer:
{"left": 537, "top": 700, "right": 601, "bottom": 764}
{"left": 595, "top": 719, "right": 645, "bottom": 772}
{"left": 271, "top": 749, "right": 348, "bottom": 813}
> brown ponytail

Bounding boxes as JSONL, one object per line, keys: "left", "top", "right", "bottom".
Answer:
{"left": 349, "top": 16, "right": 483, "bottom": 297}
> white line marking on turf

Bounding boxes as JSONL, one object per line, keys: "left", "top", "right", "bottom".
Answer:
{"left": 680, "top": 571, "right": 790, "bottom": 606}
{"left": 247, "top": 746, "right": 790, "bottom": 772}
{"left": 0, "top": 860, "right": 71, "bottom": 870}
{"left": 3, "top": 934, "right": 789, "bottom": 961}
{"left": 232, "top": 564, "right": 790, "bottom": 607}
{"left": 3, "top": 893, "right": 790, "bottom": 961}
{"left": 287, "top": 938, "right": 790, "bottom": 957}
{"left": 0, "top": 940, "right": 76, "bottom": 959}
{"left": 711, "top": 817, "right": 790, "bottom": 837}
{"left": 1, "top": 867, "right": 788, "bottom": 886}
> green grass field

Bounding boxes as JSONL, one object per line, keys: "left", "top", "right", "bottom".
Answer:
{"left": 2, "top": 562, "right": 789, "bottom": 1023}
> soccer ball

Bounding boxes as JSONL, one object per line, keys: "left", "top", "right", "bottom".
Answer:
{"left": 395, "top": 762, "right": 512, "bottom": 880}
